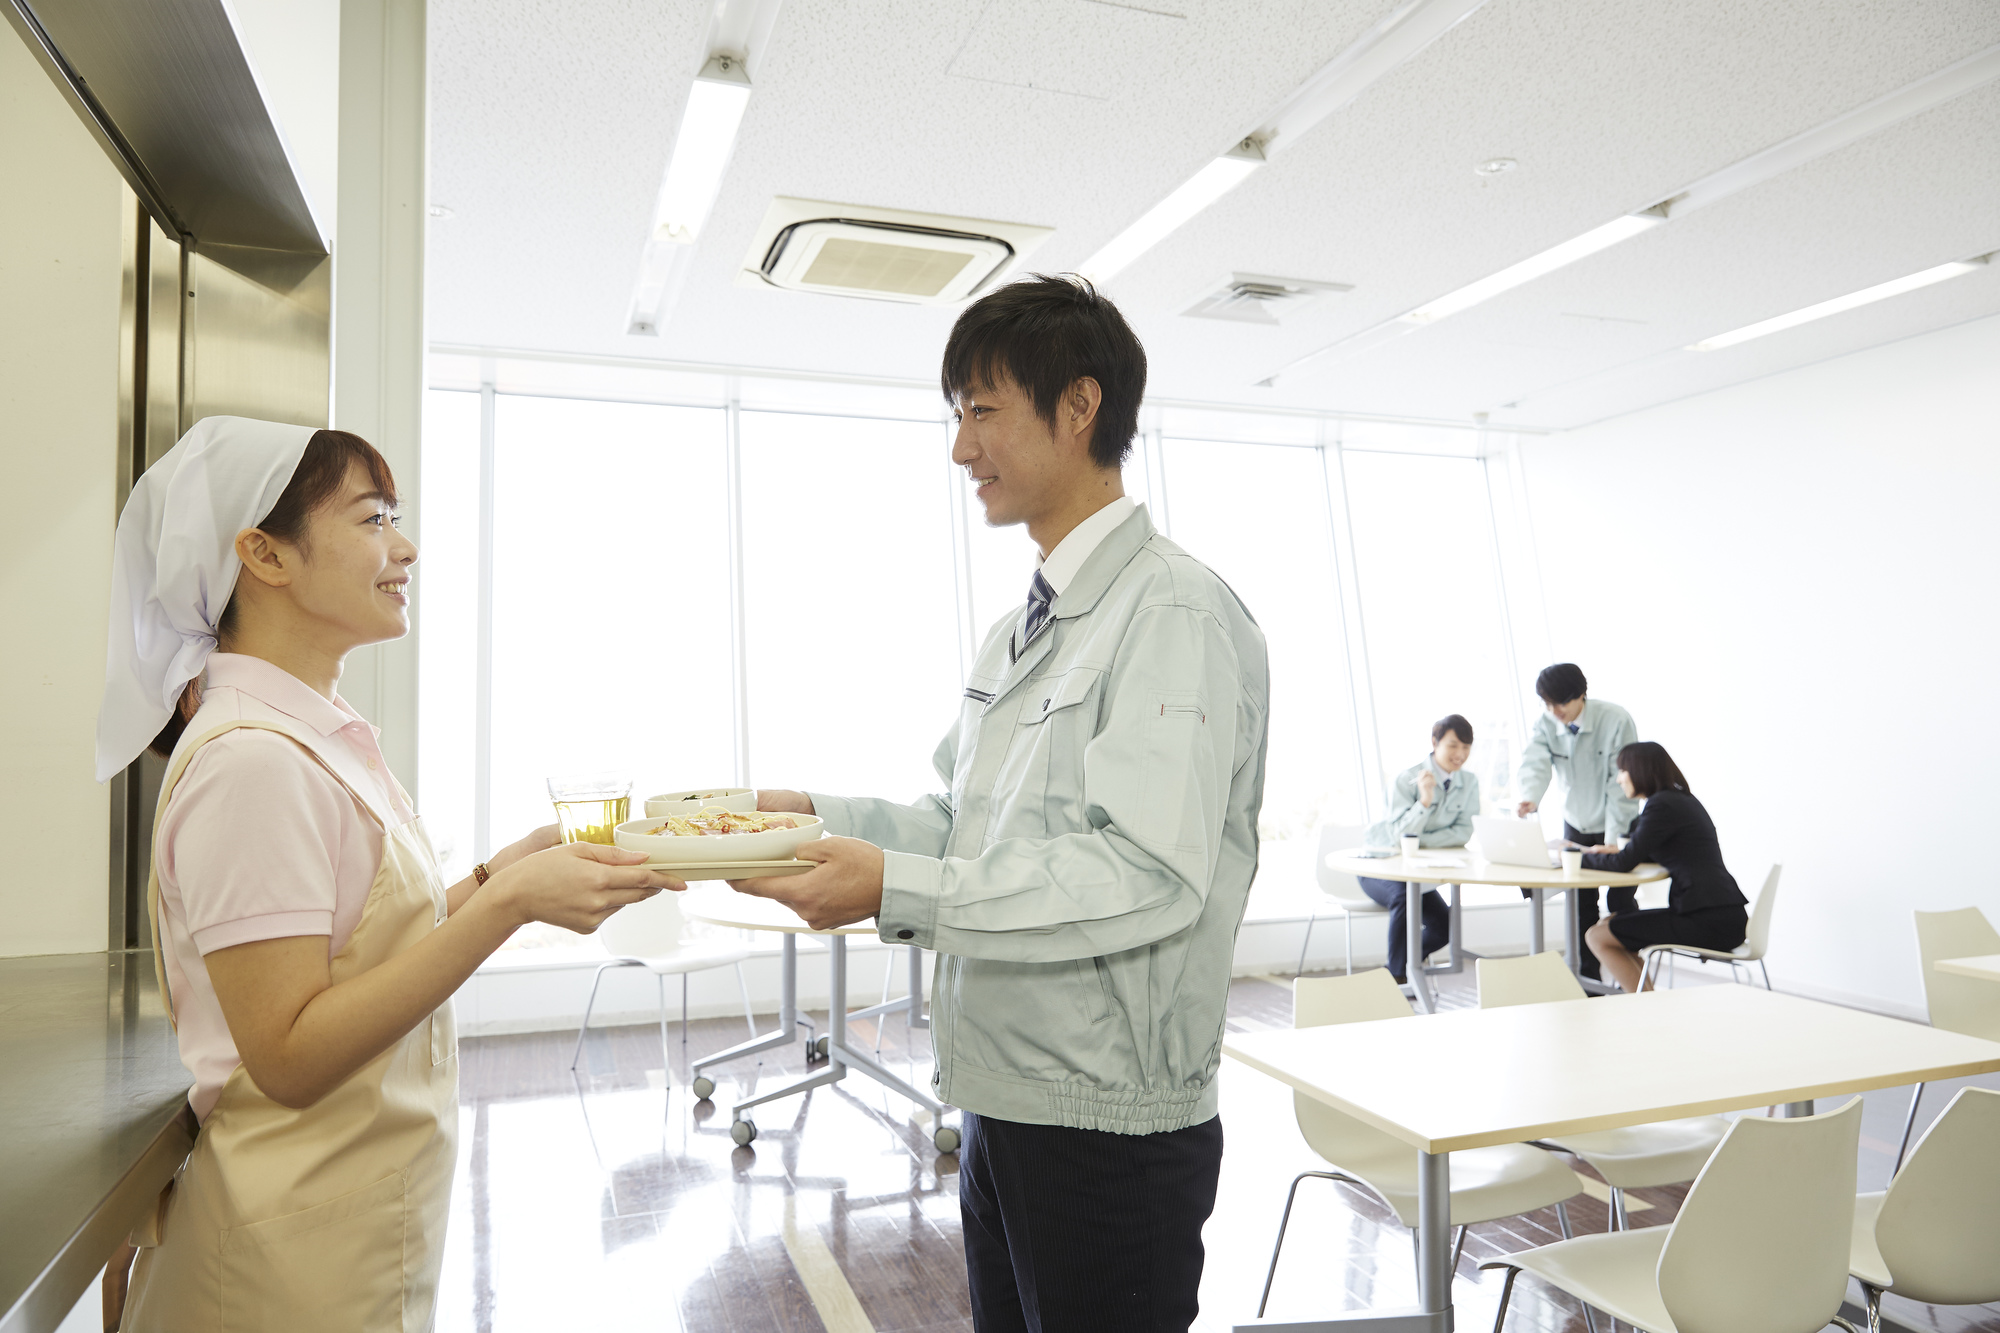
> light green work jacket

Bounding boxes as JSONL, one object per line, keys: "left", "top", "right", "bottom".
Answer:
{"left": 1517, "top": 697, "right": 1642, "bottom": 840}
{"left": 810, "top": 506, "right": 1269, "bottom": 1135}
{"left": 1365, "top": 757, "right": 1480, "bottom": 849}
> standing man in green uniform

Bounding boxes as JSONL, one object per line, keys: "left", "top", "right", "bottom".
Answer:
{"left": 1516, "top": 662, "right": 1641, "bottom": 982}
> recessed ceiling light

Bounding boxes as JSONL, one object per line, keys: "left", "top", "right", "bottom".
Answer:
{"left": 428, "top": 205, "right": 454, "bottom": 218}
{"left": 1474, "top": 157, "right": 1516, "bottom": 176}
{"left": 1685, "top": 254, "right": 1990, "bottom": 352}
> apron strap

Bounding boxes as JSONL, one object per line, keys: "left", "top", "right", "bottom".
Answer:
{"left": 148, "top": 719, "right": 388, "bottom": 1031}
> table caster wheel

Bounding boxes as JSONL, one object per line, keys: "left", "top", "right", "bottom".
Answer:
{"left": 730, "top": 1118, "right": 757, "bottom": 1146}
{"left": 691, "top": 1076, "right": 716, "bottom": 1100}
{"left": 812, "top": 1035, "right": 829, "bottom": 1060}
{"left": 932, "top": 1125, "right": 961, "bottom": 1154}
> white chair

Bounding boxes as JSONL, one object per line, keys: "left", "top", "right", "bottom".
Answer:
{"left": 1295, "top": 823, "right": 1387, "bottom": 976}
{"left": 1638, "top": 864, "right": 1781, "bottom": 990}
{"left": 1891, "top": 906, "right": 2000, "bottom": 1171}
{"left": 1257, "top": 970, "right": 1581, "bottom": 1317}
{"left": 1481, "top": 1097, "right": 1864, "bottom": 1333}
{"left": 569, "top": 890, "right": 759, "bottom": 1087}
{"left": 1851, "top": 1086, "right": 2000, "bottom": 1333}
{"left": 1477, "top": 952, "right": 1732, "bottom": 1229}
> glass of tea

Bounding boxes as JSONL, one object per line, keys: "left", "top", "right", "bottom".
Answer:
{"left": 547, "top": 773, "right": 633, "bottom": 845}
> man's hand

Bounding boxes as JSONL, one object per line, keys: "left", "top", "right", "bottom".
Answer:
{"left": 757, "top": 789, "right": 815, "bottom": 816}
{"left": 1516, "top": 800, "right": 1538, "bottom": 818}
{"left": 1416, "top": 769, "right": 1436, "bottom": 808}
{"left": 730, "top": 835, "right": 883, "bottom": 931}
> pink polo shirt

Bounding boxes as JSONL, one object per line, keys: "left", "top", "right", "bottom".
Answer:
{"left": 155, "top": 654, "right": 417, "bottom": 1120}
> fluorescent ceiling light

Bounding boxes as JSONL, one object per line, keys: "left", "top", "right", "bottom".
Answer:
{"left": 626, "top": 56, "right": 753, "bottom": 335}
{"left": 1264, "top": 39, "right": 2000, "bottom": 384}
{"left": 650, "top": 67, "right": 752, "bottom": 246}
{"left": 1074, "top": 0, "right": 1493, "bottom": 285}
{"left": 1077, "top": 150, "right": 1262, "bottom": 285}
{"left": 1400, "top": 210, "right": 1665, "bottom": 324}
{"left": 1686, "top": 255, "right": 1989, "bottom": 351}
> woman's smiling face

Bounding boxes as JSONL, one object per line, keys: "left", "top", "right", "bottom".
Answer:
{"left": 283, "top": 459, "right": 418, "bottom": 649}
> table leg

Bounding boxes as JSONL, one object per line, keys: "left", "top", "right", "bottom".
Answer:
{"left": 1231, "top": 1154, "right": 1454, "bottom": 1332}
{"left": 908, "top": 945, "right": 928, "bottom": 1029}
{"left": 693, "top": 933, "right": 801, "bottom": 1079}
{"left": 1528, "top": 888, "right": 1545, "bottom": 955}
{"left": 1406, "top": 882, "right": 1435, "bottom": 1015}
{"left": 829, "top": 936, "right": 847, "bottom": 1072}
{"left": 1780, "top": 1100, "right": 1816, "bottom": 1118}
{"left": 1446, "top": 884, "right": 1462, "bottom": 972}
{"left": 1566, "top": 888, "right": 1582, "bottom": 975}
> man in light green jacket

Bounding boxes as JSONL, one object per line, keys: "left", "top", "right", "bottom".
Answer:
{"left": 743, "top": 275, "right": 1269, "bottom": 1331}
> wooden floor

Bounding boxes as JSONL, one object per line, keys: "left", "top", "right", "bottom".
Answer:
{"left": 443, "top": 962, "right": 2000, "bottom": 1333}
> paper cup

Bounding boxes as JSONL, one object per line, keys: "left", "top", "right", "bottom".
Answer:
{"left": 1561, "top": 848, "right": 1584, "bottom": 874}
{"left": 1400, "top": 835, "right": 1420, "bottom": 859}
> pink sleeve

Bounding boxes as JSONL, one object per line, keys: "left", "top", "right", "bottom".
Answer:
{"left": 158, "top": 730, "right": 359, "bottom": 954}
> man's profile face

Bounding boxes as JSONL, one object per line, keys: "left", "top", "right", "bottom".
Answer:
{"left": 950, "top": 375, "right": 1073, "bottom": 532}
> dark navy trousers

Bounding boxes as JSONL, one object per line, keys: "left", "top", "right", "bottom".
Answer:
{"left": 960, "top": 1111, "right": 1223, "bottom": 1332}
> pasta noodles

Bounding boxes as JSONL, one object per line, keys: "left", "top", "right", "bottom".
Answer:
{"left": 649, "top": 808, "right": 800, "bottom": 837}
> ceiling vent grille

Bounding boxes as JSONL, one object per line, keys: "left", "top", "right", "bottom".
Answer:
{"left": 741, "top": 199, "right": 1052, "bottom": 305}
{"left": 1184, "top": 273, "right": 1352, "bottom": 324}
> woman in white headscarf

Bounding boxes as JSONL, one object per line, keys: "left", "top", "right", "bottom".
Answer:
{"left": 99, "top": 418, "right": 680, "bottom": 1332}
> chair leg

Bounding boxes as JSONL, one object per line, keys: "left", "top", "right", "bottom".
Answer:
{"left": 1609, "top": 1187, "right": 1624, "bottom": 1231}
{"left": 1554, "top": 1201, "right": 1573, "bottom": 1240}
{"left": 1257, "top": 1171, "right": 1356, "bottom": 1317}
{"left": 1581, "top": 1303, "right": 1601, "bottom": 1333}
{"left": 657, "top": 974, "right": 671, "bottom": 1085}
{"left": 1892, "top": 1083, "right": 1925, "bottom": 1176}
{"left": 1863, "top": 1282, "right": 1883, "bottom": 1333}
{"left": 734, "top": 962, "right": 756, "bottom": 1038}
{"left": 1758, "top": 959, "right": 1772, "bottom": 990}
{"left": 1449, "top": 1223, "right": 1469, "bottom": 1274}
{"left": 1344, "top": 910, "right": 1354, "bottom": 976}
{"left": 1297, "top": 905, "right": 1318, "bottom": 978}
{"left": 1488, "top": 1266, "right": 1520, "bottom": 1333}
{"left": 569, "top": 960, "right": 625, "bottom": 1071}
{"left": 680, "top": 973, "right": 690, "bottom": 1054}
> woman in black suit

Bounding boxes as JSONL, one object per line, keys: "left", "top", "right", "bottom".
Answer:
{"left": 1580, "top": 741, "right": 1747, "bottom": 992}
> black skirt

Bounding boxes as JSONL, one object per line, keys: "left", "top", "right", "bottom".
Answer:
{"left": 1606, "top": 904, "right": 1747, "bottom": 954}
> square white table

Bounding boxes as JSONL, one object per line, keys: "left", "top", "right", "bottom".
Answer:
{"left": 1221, "top": 984, "right": 2000, "bottom": 1332}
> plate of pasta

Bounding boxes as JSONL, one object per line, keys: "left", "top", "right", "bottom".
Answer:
{"left": 614, "top": 808, "right": 823, "bottom": 864}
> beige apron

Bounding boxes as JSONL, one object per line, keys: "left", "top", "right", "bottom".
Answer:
{"left": 125, "top": 718, "right": 459, "bottom": 1333}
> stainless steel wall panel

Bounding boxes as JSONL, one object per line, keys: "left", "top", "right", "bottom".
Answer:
{"left": 4, "top": 0, "right": 327, "bottom": 252}
{"left": 185, "top": 243, "right": 331, "bottom": 429}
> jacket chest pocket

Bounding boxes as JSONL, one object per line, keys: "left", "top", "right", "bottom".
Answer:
{"left": 988, "top": 668, "right": 1102, "bottom": 842}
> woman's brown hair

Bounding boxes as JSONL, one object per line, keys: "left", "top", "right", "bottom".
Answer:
{"left": 146, "top": 430, "right": 398, "bottom": 760}
{"left": 1615, "top": 740, "right": 1691, "bottom": 799}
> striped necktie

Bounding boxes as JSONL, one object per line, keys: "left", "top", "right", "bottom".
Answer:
{"left": 1567, "top": 722, "right": 1580, "bottom": 736}
{"left": 1022, "top": 569, "right": 1056, "bottom": 646}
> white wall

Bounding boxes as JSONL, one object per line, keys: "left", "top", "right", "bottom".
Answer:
{"left": 1517, "top": 313, "right": 2000, "bottom": 1016}
{"left": 0, "top": 24, "right": 124, "bottom": 955}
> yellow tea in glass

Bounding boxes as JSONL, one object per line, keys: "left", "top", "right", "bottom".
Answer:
{"left": 547, "top": 774, "right": 632, "bottom": 846}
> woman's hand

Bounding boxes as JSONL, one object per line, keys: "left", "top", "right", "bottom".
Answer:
{"left": 488, "top": 843, "right": 683, "bottom": 934}
{"left": 1415, "top": 769, "right": 1436, "bottom": 808}
{"left": 1585, "top": 844, "right": 1617, "bottom": 855}
{"left": 489, "top": 823, "right": 561, "bottom": 875}
{"left": 757, "top": 789, "right": 815, "bottom": 816}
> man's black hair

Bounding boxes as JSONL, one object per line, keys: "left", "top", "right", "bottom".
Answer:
{"left": 1535, "top": 663, "right": 1588, "bottom": 706}
{"left": 940, "top": 273, "right": 1147, "bottom": 469}
{"left": 1431, "top": 714, "right": 1474, "bottom": 746}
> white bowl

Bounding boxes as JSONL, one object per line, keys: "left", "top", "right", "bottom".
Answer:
{"left": 615, "top": 813, "right": 822, "bottom": 864}
{"left": 643, "top": 787, "right": 757, "bottom": 817}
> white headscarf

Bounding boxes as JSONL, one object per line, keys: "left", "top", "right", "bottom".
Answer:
{"left": 96, "top": 417, "right": 316, "bottom": 781}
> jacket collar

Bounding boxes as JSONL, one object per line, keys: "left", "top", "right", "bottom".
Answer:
{"left": 1047, "top": 504, "right": 1155, "bottom": 622}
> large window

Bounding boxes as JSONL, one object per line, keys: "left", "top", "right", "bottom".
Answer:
{"left": 738, "top": 411, "right": 961, "bottom": 801}
{"left": 1341, "top": 450, "right": 1519, "bottom": 814}
{"left": 417, "top": 359, "right": 1526, "bottom": 944}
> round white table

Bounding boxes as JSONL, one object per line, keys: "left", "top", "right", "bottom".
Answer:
{"left": 679, "top": 886, "right": 958, "bottom": 1151}
{"left": 1324, "top": 848, "right": 1668, "bottom": 1013}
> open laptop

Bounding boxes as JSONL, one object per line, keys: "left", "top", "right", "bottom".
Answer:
{"left": 1472, "top": 815, "right": 1560, "bottom": 869}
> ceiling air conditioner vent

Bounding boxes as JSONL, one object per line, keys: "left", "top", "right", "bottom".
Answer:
{"left": 741, "top": 199, "right": 1052, "bottom": 305}
{"left": 1184, "top": 273, "right": 1352, "bottom": 324}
